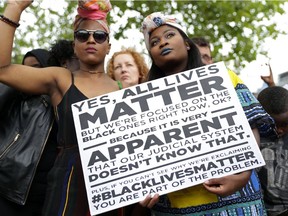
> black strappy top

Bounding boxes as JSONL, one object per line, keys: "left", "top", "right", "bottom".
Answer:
{"left": 56, "top": 74, "right": 122, "bottom": 148}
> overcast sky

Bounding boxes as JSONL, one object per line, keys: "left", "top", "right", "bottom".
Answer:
{"left": 239, "top": 2, "right": 288, "bottom": 93}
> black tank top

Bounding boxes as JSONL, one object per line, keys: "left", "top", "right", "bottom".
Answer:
{"left": 56, "top": 74, "right": 122, "bottom": 148}
{"left": 56, "top": 74, "right": 87, "bottom": 148}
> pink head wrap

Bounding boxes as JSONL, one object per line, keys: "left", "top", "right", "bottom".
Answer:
{"left": 141, "top": 12, "right": 187, "bottom": 50}
{"left": 74, "top": 0, "right": 112, "bottom": 33}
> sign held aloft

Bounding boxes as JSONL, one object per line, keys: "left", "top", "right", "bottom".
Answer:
{"left": 72, "top": 62, "right": 265, "bottom": 215}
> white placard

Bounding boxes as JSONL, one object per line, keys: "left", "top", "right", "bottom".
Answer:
{"left": 72, "top": 62, "right": 265, "bottom": 215}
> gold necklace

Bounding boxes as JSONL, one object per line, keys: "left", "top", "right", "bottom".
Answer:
{"left": 80, "top": 68, "right": 104, "bottom": 74}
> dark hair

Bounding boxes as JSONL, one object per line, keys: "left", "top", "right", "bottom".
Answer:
{"left": 148, "top": 30, "right": 204, "bottom": 81}
{"left": 258, "top": 86, "right": 288, "bottom": 115}
{"left": 191, "top": 37, "right": 211, "bottom": 48}
{"left": 48, "top": 40, "right": 75, "bottom": 67}
{"left": 22, "top": 49, "right": 50, "bottom": 67}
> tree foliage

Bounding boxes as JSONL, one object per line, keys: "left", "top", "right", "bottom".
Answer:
{"left": 0, "top": 0, "right": 286, "bottom": 70}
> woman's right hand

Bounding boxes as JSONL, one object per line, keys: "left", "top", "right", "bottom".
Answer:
{"left": 0, "top": 0, "right": 33, "bottom": 68}
{"left": 260, "top": 64, "right": 275, "bottom": 87}
{"left": 6, "top": 0, "right": 33, "bottom": 12}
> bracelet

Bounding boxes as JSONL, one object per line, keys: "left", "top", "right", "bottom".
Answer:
{"left": 0, "top": 15, "right": 20, "bottom": 28}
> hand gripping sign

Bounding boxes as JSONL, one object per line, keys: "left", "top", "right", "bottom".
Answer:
{"left": 72, "top": 62, "right": 266, "bottom": 215}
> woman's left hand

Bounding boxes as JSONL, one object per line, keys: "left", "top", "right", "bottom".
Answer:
{"left": 202, "top": 170, "right": 251, "bottom": 197}
{"left": 139, "top": 194, "right": 160, "bottom": 209}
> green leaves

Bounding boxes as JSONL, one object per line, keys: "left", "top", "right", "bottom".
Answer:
{"left": 0, "top": 0, "right": 285, "bottom": 69}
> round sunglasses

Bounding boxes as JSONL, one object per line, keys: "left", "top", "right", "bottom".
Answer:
{"left": 74, "top": 29, "right": 109, "bottom": 44}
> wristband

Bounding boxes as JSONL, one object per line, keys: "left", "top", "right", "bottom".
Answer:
{"left": 0, "top": 14, "right": 20, "bottom": 28}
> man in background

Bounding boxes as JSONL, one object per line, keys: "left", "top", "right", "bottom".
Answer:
{"left": 257, "top": 86, "right": 288, "bottom": 216}
{"left": 191, "top": 36, "right": 213, "bottom": 65}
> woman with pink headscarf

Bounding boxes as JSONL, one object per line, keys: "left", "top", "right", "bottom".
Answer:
{"left": 0, "top": 0, "right": 123, "bottom": 215}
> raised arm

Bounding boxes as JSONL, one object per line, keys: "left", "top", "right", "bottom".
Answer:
{"left": 0, "top": 0, "right": 70, "bottom": 105}
{"left": 260, "top": 64, "right": 275, "bottom": 87}
{"left": 0, "top": 0, "right": 31, "bottom": 66}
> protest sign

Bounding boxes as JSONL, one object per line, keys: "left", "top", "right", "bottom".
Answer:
{"left": 72, "top": 62, "right": 266, "bottom": 215}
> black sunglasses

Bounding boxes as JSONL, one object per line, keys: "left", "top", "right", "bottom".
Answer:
{"left": 74, "top": 29, "right": 109, "bottom": 44}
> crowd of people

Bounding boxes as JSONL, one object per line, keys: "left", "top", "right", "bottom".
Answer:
{"left": 0, "top": 0, "right": 287, "bottom": 216}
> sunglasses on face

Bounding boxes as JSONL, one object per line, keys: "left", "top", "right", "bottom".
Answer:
{"left": 74, "top": 29, "right": 109, "bottom": 44}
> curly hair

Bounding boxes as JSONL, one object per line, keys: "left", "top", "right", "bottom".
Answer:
{"left": 107, "top": 47, "right": 149, "bottom": 84}
{"left": 258, "top": 86, "right": 288, "bottom": 115}
{"left": 47, "top": 40, "right": 75, "bottom": 67}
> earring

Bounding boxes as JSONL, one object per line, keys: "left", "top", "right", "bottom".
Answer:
{"left": 187, "top": 46, "right": 190, "bottom": 50}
